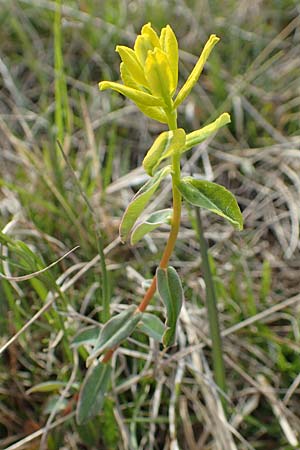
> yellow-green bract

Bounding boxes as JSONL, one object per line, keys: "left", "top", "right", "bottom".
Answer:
{"left": 99, "top": 23, "right": 221, "bottom": 123}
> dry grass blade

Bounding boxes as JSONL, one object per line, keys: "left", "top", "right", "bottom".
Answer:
{"left": 257, "top": 375, "right": 299, "bottom": 447}
{"left": 2, "top": 413, "right": 75, "bottom": 450}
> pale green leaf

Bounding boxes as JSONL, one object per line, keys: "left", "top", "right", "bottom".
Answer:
{"left": 86, "top": 306, "right": 142, "bottom": 366}
{"left": 138, "top": 313, "right": 165, "bottom": 342}
{"left": 184, "top": 113, "right": 231, "bottom": 152}
{"left": 143, "top": 129, "right": 185, "bottom": 176}
{"left": 157, "top": 266, "right": 184, "bottom": 347}
{"left": 119, "top": 166, "right": 171, "bottom": 242}
{"left": 177, "top": 177, "right": 243, "bottom": 230}
{"left": 131, "top": 209, "right": 172, "bottom": 245}
{"left": 174, "top": 34, "right": 220, "bottom": 108}
{"left": 76, "top": 362, "right": 112, "bottom": 425}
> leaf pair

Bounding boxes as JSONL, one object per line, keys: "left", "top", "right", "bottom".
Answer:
{"left": 142, "top": 113, "right": 230, "bottom": 177}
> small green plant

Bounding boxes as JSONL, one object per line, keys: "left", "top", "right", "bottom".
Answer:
{"left": 76, "top": 23, "right": 243, "bottom": 424}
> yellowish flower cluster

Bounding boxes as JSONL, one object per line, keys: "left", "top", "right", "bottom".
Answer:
{"left": 99, "top": 23, "right": 219, "bottom": 124}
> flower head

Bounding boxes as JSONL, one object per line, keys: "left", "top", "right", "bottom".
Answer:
{"left": 99, "top": 24, "right": 220, "bottom": 125}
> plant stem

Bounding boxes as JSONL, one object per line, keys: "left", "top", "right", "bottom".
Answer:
{"left": 102, "top": 109, "right": 182, "bottom": 360}
{"left": 138, "top": 110, "right": 181, "bottom": 310}
{"left": 195, "top": 207, "right": 227, "bottom": 402}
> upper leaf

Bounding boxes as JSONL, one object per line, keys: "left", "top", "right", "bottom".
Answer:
{"left": 159, "top": 25, "right": 178, "bottom": 95}
{"left": 156, "top": 266, "right": 184, "bottom": 347}
{"left": 119, "top": 166, "right": 171, "bottom": 242}
{"left": 134, "top": 23, "right": 161, "bottom": 65}
{"left": 184, "top": 113, "right": 231, "bottom": 152}
{"left": 116, "top": 46, "right": 148, "bottom": 87}
{"left": 177, "top": 177, "right": 243, "bottom": 230}
{"left": 130, "top": 208, "right": 172, "bottom": 245}
{"left": 145, "top": 48, "right": 174, "bottom": 107}
{"left": 174, "top": 34, "right": 220, "bottom": 108}
{"left": 143, "top": 128, "right": 186, "bottom": 176}
{"left": 99, "top": 81, "right": 164, "bottom": 107}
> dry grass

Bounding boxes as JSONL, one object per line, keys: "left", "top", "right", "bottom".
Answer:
{"left": 1, "top": 1, "right": 300, "bottom": 449}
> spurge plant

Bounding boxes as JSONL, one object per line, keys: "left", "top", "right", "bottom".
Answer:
{"left": 76, "top": 23, "right": 243, "bottom": 424}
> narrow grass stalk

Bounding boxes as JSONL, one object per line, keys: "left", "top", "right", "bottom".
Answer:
{"left": 195, "top": 208, "right": 227, "bottom": 401}
{"left": 57, "top": 141, "right": 110, "bottom": 323}
{"left": 53, "top": 0, "right": 71, "bottom": 189}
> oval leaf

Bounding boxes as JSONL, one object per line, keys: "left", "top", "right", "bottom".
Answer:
{"left": 156, "top": 266, "right": 184, "bottom": 347}
{"left": 76, "top": 362, "right": 112, "bottom": 425}
{"left": 86, "top": 306, "right": 142, "bottom": 366}
{"left": 119, "top": 166, "right": 171, "bottom": 242}
{"left": 143, "top": 129, "right": 185, "bottom": 176}
{"left": 177, "top": 177, "right": 243, "bottom": 230}
{"left": 138, "top": 312, "right": 165, "bottom": 342}
{"left": 131, "top": 208, "right": 172, "bottom": 245}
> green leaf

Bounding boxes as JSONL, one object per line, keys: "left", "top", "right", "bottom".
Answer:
{"left": 130, "top": 208, "right": 172, "bottom": 245}
{"left": 76, "top": 362, "right": 112, "bottom": 425}
{"left": 174, "top": 34, "right": 220, "bottom": 108}
{"left": 119, "top": 166, "right": 171, "bottom": 242}
{"left": 86, "top": 306, "right": 142, "bottom": 366}
{"left": 177, "top": 177, "right": 243, "bottom": 230}
{"left": 156, "top": 266, "right": 184, "bottom": 347}
{"left": 71, "top": 326, "right": 101, "bottom": 347}
{"left": 184, "top": 113, "right": 231, "bottom": 152}
{"left": 143, "top": 129, "right": 185, "bottom": 176}
{"left": 138, "top": 313, "right": 165, "bottom": 342}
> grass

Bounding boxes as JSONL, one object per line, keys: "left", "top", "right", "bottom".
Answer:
{"left": 1, "top": 0, "right": 300, "bottom": 448}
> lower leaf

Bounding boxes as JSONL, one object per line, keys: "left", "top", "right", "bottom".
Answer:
{"left": 76, "top": 362, "right": 112, "bottom": 425}
{"left": 156, "top": 266, "right": 184, "bottom": 347}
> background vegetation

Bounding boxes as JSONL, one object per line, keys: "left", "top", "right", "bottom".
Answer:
{"left": 0, "top": 0, "right": 300, "bottom": 449}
